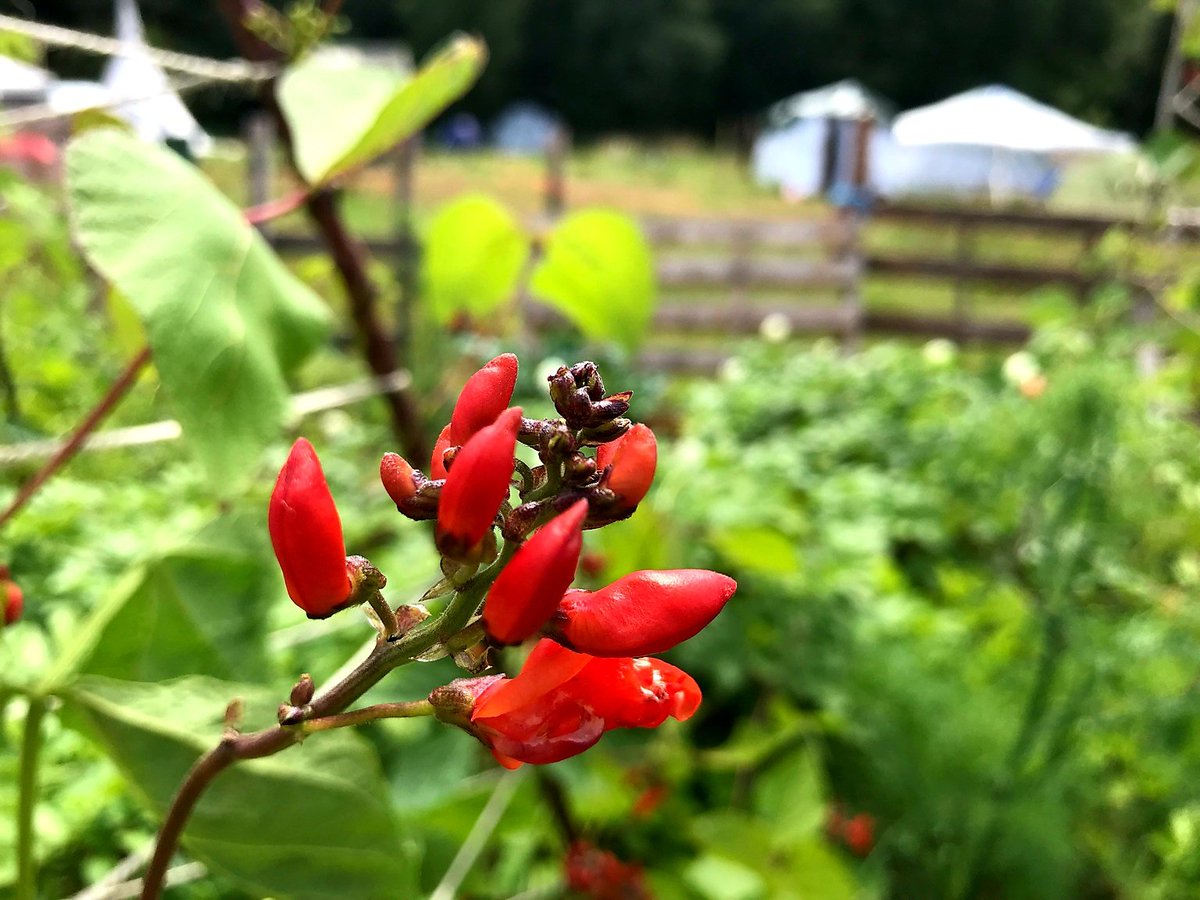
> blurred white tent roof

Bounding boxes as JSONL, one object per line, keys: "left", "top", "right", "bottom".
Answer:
{"left": 766, "top": 79, "right": 893, "bottom": 128}
{"left": 0, "top": 56, "right": 52, "bottom": 97}
{"left": 892, "top": 85, "right": 1135, "bottom": 156}
{"left": 101, "top": 0, "right": 212, "bottom": 156}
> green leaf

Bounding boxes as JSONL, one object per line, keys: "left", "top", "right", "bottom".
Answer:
{"left": 65, "top": 129, "right": 331, "bottom": 484}
{"left": 46, "top": 550, "right": 272, "bottom": 691}
{"left": 751, "top": 745, "right": 826, "bottom": 844}
{"left": 422, "top": 195, "right": 529, "bottom": 324}
{"left": 683, "top": 854, "right": 767, "bottom": 900}
{"left": 709, "top": 526, "right": 801, "bottom": 576}
{"left": 278, "top": 52, "right": 407, "bottom": 187}
{"left": 529, "top": 208, "right": 656, "bottom": 349}
{"left": 284, "top": 34, "right": 487, "bottom": 186}
{"left": 63, "top": 676, "right": 417, "bottom": 900}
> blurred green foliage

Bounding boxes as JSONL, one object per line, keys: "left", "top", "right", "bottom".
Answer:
{"left": 631, "top": 313, "right": 1200, "bottom": 898}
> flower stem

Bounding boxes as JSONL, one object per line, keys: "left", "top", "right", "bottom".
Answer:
{"left": 300, "top": 699, "right": 434, "bottom": 733}
{"left": 0, "top": 346, "right": 151, "bottom": 530}
{"left": 15, "top": 696, "right": 46, "bottom": 900}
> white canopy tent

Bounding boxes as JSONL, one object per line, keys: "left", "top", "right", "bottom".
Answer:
{"left": 892, "top": 85, "right": 1135, "bottom": 157}
{"left": 100, "top": 0, "right": 212, "bottom": 156}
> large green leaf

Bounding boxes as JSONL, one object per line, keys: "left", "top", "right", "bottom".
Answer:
{"left": 529, "top": 209, "right": 656, "bottom": 349}
{"left": 65, "top": 129, "right": 331, "bottom": 484}
{"left": 422, "top": 195, "right": 529, "bottom": 324}
{"left": 282, "top": 34, "right": 487, "bottom": 186}
{"left": 46, "top": 550, "right": 272, "bottom": 690}
{"left": 64, "top": 676, "right": 418, "bottom": 899}
{"left": 278, "top": 52, "right": 407, "bottom": 187}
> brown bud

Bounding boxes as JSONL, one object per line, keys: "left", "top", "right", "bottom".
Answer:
{"left": 290, "top": 674, "right": 315, "bottom": 706}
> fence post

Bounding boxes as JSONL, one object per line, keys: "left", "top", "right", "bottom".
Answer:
{"left": 840, "top": 210, "right": 866, "bottom": 351}
{"left": 544, "top": 127, "right": 569, "bottom": 218}
{"left": 953, "top": 217, "right": 973, "bottom": 340}
{"left": 244, "top": 111, "right": 275, "bottom": 230}
{"left": 393, "top": 138, "right": 419, "bottom": 359}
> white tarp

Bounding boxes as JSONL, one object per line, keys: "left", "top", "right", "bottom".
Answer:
{"left": 102, "top": 0, "right": 212, "bottom": 156}
{"left": 892, "top": 85, "right": 1135, "bottom": 156}
{"left": 0, "top": 56, "right": 52, "bottom": 98}
{"left": 766, "top": 79, "right": 892, "bottom": 129}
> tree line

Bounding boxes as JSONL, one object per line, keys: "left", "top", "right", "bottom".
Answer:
{"left": 27, "top": 0, "right": 1170, "bottom": 137}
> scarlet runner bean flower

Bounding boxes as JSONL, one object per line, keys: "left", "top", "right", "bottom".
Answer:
{"left": 429, "top": 424, "right": 453, "bottom": 480}
{"left": 596, "top": 423, "right": 656, "bottom": 511}
{"left": 482, "top": 499, "right": 588, "bottom": 645}
{"left": 436, "top": 407, "right": 522, "bottom": 560}
{"left": 268, "top": 438, "right": 354, "bottom": 619}
{"left": 547, "top": 569, "right": 737, "bottom": 656}
{"left": 1, "top": 565, "right": 22, "bottom": 626}
{"left": 432, "top": 638, "right": 701, "bottom": 769}
{"left": 450, "top": 353, "right": 518, "bottom": 445}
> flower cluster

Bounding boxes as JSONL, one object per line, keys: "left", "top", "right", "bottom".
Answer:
{"left": 267, "top": 354, "right": 736, "bottom": 768}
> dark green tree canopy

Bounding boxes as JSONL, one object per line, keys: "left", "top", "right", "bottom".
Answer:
{"left": 23, "top": 0, "right": 1170, "bottom": 136}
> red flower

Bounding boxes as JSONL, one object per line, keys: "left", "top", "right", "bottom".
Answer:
{"left": 430, "top": 424, "right": 453, "bottom": 480}
{"left": 436, "top": 407, "right": 522, "bottom": 560}
{"left": 380, "top": 452, "right": 419, "bottom": 506}
{"left": 597, "top": 424, "right": 656, "bottom": 511}
{"left": 450, "top": 353, "right": 518, "bottom": 445}
{"left": 564, "top": 841, "right": 650, "bottom": 899}
{"left": 844, "top": 814, "right": 875, "bottom": 857}
{"left": 446, "top": 638, "right": 700, "bottom": 768}
{"left": 483, "top": 499, "right": 588, "bottom": 645}
{"left": 2, "top": 567, "right": 22, "bottom": 626}
{"left": 547, "top": 569, "right": 737, "bottom": 656}
{"left": 268, "top": 438, "right": 353, "bottom": 618}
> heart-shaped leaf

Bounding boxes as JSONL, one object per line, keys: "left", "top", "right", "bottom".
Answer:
{"left": 66, "top": 129, "right": 331, "bottom": 484}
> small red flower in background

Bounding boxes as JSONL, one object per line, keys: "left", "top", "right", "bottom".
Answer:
{"left": 1, "top": 565, "right": 22, "bottom": 626}
{"left": 483, "top": 499, "right": 588, "bottom": 645}
{"left": 450, "top": 353, "right": 519, "bottom": 445}
{"left": 548, "top": 569, "right": 737, "bottom": 657}
{"left": 436, "top": 407, "right": 522, "bottom": 560}
{"left": 564, "top": 841, "right": 650, "bottom": 900}
{"left": 379, "top": 452, "right": 419, "bottom": 506}
{"left": 433, "top": 638, "right": 700, "bottom": 768}
{"left": 631, "top": 783, "right": 669, "bottom": 819}
{"left": 268, "top": 438, "right": 353, "bottom": 619}
{"left": 597, "top": 423, "right": 656, "bottom": 511}
{"left": 827, "top": 804, "right": 875, "bottom": 857}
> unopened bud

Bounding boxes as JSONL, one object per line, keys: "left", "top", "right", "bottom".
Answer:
{"left": 290, "top": 673, "right": 315, "bottom": 706}
{"left": 578, "top": 418, "right": 632, "bottom": 446}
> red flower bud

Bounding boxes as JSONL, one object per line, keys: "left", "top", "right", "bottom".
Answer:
{"left": 3, "top": 574, "right": 22, "bottom": 626}
{"left": 450, "top": 353, "right": 518, "bottom": 445}
{"left": 380, "top": 452, "right": 419, "bottom": 506}
{"left": 429, "top": 424, "right": 453, "bottom": 480}
{"left": 453, "top": 638, "right": 701, "bottom": 768}
{"left": 597, "top": 423, "right": 656, "bottom": 510}
{"left": 436, "top": 407, "right": 522, "bottom": 560}
{"left": 268, "top": 438, "right": 353, "bottom": 619}
{"left": 548, "top": 569, "right": 736, "bottom": 656}
{"left": 483, "top": 499, "right": 588, "bottom": 645}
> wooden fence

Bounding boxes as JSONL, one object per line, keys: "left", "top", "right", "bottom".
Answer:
{"left": 247, "top": 118, "right": 1196, "bottom": 373}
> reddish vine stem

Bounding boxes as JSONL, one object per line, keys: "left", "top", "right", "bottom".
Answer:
{"left": 0, "top": 345, "right": 151, "bottom": 529}
{"left": 217, "top": 0, "right": 428, "bottom": 464}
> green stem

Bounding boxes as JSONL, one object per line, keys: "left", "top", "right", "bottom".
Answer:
{"left": 16, "top": 696, "right": 46, "bottom": 900}
{"left": 437, "top": 541, "right": 521, "bottom": 641}
{"left": 300, "top": 700, "right": 434, "bottom": 734}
